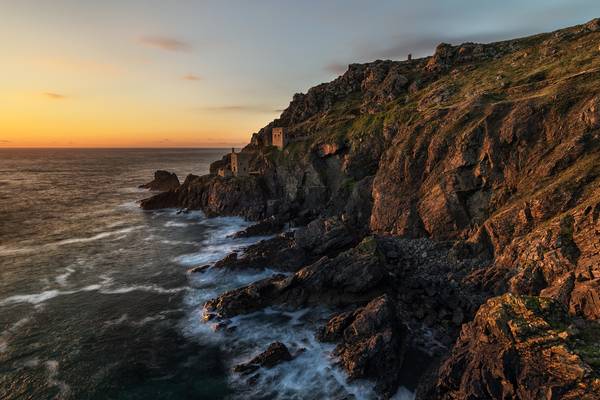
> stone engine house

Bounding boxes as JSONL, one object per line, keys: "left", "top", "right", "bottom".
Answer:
{"left": 230, "top": 148, "right": 252, "bottom": 177}
{"left": 271, "top": 127, "right": 286, "bottom": 149}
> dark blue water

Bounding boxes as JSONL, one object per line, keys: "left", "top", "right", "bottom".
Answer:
{"left": 0, "top": 149, "right": 411, "bottom": 400}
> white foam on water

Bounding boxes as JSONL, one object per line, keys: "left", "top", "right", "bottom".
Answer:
{"left": 161, "top": 239, "right": 195, "bottom": 246}
{"left": 173, "top": 215, "right": 268, "bottom": 268}
{"left": 0, "top": 316, "right": 31, "bottom": 354}
{"left": 118, "top": 201, "right": 142, "bottom": 210}
{"left": 0, "top": 278, "right": 180, "bottom": 306}
{"left": 0, "top": 289, "right": 64, "bottom": 305}
{"left": 55, "top": 267, "right": 75, "bottom": 287}
{"left": 392, "top": 386, "right": 416, "bottom": 400}
{"left": 100, "top": 285, "right": 187, "bottom": 295}
{"left": 45, "top": 360, "right": 71, "bottom": 398}
{"left": 104, "top": 313, "right": 129, "bottom": 327}
{"left": 164, "top": 221, "right": 189, "bottom": 228}
{"left": 185, "top": 304, "right": 382, "bottom": 400}
{"left": 0, "top": 226, "right": 144, "bottom": 257}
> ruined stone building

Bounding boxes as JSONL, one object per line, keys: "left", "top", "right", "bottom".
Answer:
{"left": 230, "top": 148, "right": 252, "bottom": 177}
{"left": 217, "top": 167, "right": 232, "bottom": 178}
{"left": 271, "top": 127, "right": 286, "bottom": 149}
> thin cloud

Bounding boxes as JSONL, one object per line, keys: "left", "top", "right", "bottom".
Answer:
{"left": 138, "top": 35, "right": 191, "bottom": 52}
{"left": 0, "top": 140, "right": 11, "bottom": 143}
{"left": 183, "top": 74, "right": 201, "bottom": 81}
{"left": 43, "top": 92, "right": 67, "bottom": 100}
{"left": 324, "top": 62, "right": 348, "bottom": 75}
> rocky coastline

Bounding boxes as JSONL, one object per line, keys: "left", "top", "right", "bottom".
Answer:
{"left": 142, "top": 19, "right": 600, "bottom": 399}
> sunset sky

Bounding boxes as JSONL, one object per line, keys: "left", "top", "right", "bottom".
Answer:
{"left": 2, "top": 0, "right": 600, "bottom": 148}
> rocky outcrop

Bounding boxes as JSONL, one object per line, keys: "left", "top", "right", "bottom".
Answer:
{"left": 318, "top": 295, "right": 407, "bottom": 395}
{"left": 141, "top": 174, "right": 273, "bottom": 220}
{"left": 204, "top": 236, "right": 387, "bottom": 319}
{"left": 139, "top": 170, "right": 180, "bottom": 192}
{"left": 419, "top": 294, "right": 600, "bottom": 400}
{"left": 233, "top": 342, "right": 293, "bottom": 374}
{"left": 212, "top": 233, "right": 308, "bottom": 273}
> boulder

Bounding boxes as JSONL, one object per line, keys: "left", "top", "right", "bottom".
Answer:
{"left": 212, "top": 233, "right": 308, "bottom": 273}
{"left": 139, "top": 170, "right": 180, "bottom": 192}
{"left": 233, "top": 342, "right": 293, "bottom": 374}
{"left": 319, "top": 295, "right": 407, "bottom": 395}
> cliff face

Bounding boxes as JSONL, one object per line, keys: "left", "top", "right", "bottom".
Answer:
{"left": 142, "top": 18, "right": 600, "bottom": 399}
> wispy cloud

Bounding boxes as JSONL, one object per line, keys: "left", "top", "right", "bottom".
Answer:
{"left": 43, "top": 92, "right": 67, "bottom": 100}
{"left": 0, "top": 140, "right": 11, "bottom": 144}
{"left": 324, "top": 62, "right": 348, "bottom": 75}
{"left": 182, "top": 74, "right": 201, "bottom": 81}
{"left": 138, "top": 36, "right": 191, "bottom": 52}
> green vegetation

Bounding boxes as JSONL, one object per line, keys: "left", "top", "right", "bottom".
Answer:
{"left": 572, "top": 323, "right": 600, "bottom": 371}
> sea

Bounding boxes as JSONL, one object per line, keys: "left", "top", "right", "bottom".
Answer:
{"left": 0, "top": 148, "right": 414, "bottom": 400}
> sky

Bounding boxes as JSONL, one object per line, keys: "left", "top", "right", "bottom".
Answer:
{"left": 1, "top": 0, "right": 600, "bottom": 148}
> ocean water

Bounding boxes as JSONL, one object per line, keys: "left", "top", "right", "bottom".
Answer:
{"left": 0, "top": 148, "right": 413, "bottom": 400}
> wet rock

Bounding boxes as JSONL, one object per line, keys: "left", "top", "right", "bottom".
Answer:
{"left": 232, "top": 216, "right": 286, "bottom": 238}
{"left": 205, "top": 236, "right": 388, "bottom": 318}
{"left": 139, "top": 170, "right": 180, "bottom": 192}
{"left": 233, "top": 342, "right": 293, "bottom": 374}
{"left": 320, "top": 295, "right": 407, "bottom": 395}
{"left": 188, "top": 264, "right": 211, "bottom": 274}
{"left": 212, "top": 233, "right": 308, "bottom": 273}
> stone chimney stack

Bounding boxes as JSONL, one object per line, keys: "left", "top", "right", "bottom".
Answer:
{"left": 231, "top": 147, "right": 235, "bottom": 154}
{"left": 408, "top": 53, "right": 412, "bottom": 61}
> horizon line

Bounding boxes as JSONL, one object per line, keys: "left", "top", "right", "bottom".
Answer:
{"left": 0, "top": 145, "right": 246, "bottom": 149}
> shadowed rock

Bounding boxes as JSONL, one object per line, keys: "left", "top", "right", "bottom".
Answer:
{"left": 233, "top": 342, "right": 293, "bottom": 374}
{"left": 139, "top": 170, "right": 180, "bottom": 192}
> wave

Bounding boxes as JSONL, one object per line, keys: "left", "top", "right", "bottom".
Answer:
{"left": 0, "top": 226, "right": 144, "bottom": 257}
{"left": 45, "top": 360, "right": 71, "bottom": 398}
{"left": 0, "top": 282, "right": 185, "bottom": 307}
{"left": 0, "top": 316, "right": 31, "bottom": 353}
{"left": 55, "top": 267, "right": 75, "bottom": 287}
{"left": 99, "top": 285, "right": 187, "bottom": 295}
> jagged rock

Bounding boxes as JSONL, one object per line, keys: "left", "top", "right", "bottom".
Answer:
{"left": 213, "top": 233, "right": 308, "bottom": 272}
{"left": 232, "top": 216, "right": 286, "bottom": 238}
{"left": 319, "top": 295, "right": 407, "bottom": 395}
{"left": 141, "top": 174, "right": 272, "bottom": 220}
{"left": 294, "top": 217, "right": 357, "bottom": 255}
{"left": 188, "top": 264, "right": 211, "bottom": 274}
{"left": 139, "top": 170, "right": 180, "bottom": 192}
{"left": 419, "top": 294, "right": 600, "bottom": 400}
{"left": 204, "top": 236, "right": 387, "bottom": 319}
{"left": 233, "top": 342, "right": 293, "bottom": 374}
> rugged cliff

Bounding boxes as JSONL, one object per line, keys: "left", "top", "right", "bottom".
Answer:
{"left": 142, "top": 18, "right": 600, "bottom": 399}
